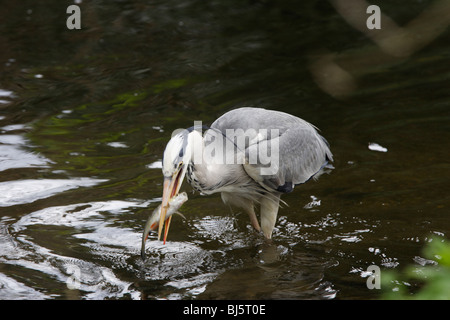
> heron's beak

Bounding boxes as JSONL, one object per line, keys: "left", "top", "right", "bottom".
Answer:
{"left": 159, "top": 164, "right": 185, "bottom": 243}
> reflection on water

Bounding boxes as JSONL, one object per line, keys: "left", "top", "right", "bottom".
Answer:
{"left": 0, "top": 178, "right": 105, "bottom": 207}
{"left": 0, "top": 138, "right": 48, "bottom": 172}
{"left": 0, "top": 0, "right": 449, "bottom": 299}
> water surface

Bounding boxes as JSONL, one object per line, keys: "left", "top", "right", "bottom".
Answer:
{"left": 0, "top": 0, "right": 449, "bottom": 299}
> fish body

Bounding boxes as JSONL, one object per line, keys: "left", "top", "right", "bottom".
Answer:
{"left": 141, "top": 192, "right": 188, "bottom": 259}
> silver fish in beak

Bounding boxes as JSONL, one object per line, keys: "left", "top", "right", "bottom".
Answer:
{"left": 141, "top": 192, "right": 188, "bottom": 260}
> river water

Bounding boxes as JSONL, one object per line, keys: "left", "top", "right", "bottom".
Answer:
{"left": 0, "top": 0, "right": 449, "bottom": 300}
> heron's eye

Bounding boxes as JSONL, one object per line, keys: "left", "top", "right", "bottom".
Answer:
{"left": 178, "top": 161, "right": 183, "bottom": 168}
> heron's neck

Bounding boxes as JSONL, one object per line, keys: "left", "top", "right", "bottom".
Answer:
{"left": 185, "top": 129, "right": 259, "bottom": 194}
{"left": 187, "top": 160, "right": 254, "bottom": 195}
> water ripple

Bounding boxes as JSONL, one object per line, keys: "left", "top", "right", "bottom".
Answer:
{"left": 0, "top": 178, "right": 107, "bottom": 207}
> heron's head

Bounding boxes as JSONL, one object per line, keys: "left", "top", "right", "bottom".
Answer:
{"left": 159, "top": 128, "right": 202, "bottom": 242}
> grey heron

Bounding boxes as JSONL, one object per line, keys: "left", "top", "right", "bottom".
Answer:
{"left": 157, "top": 107, "right": 333, "bottom": 243}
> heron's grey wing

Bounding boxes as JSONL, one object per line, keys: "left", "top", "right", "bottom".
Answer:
{"left": 245, "top": 125, "right": 333, "bottom": 193}
{"left": 211, "top": 107, "right": 333, "bottom": 193}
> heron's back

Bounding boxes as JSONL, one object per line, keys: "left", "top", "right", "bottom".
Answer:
{"left": 210, "top": 107, "right": 333, "bottom": 192}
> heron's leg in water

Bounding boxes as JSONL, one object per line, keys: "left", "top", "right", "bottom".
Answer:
{"left": 246, "top": 205, "right": 261, "bottom": 232}
{"left": 260, "top": 195, "right": 280, "bottom": 239}
{"left": 221, "top": 192, "right": 261, "bottom": 232}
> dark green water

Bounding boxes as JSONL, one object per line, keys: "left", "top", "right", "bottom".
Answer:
{"left": 0, "top": 0, "right": 449, "bottom": 299}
